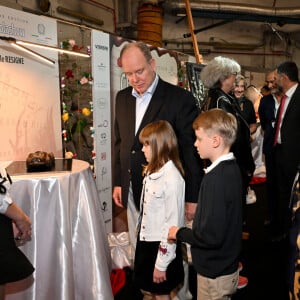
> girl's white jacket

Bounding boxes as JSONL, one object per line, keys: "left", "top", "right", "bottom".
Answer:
{"left": 137, "top": 160, "right": 185, "bottom": 271}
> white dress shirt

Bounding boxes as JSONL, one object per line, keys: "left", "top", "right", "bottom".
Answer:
{"left": 132, "top": 74, "right": 159, "bottom": 134}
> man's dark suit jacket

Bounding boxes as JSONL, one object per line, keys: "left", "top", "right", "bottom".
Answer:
{"left": 277, "top": 84, "right": 300, "bottom": 185}
{"left": 113, "top": 77, "right": 203, "bottom": 209}
{"left": 258, "top": 94, "right": 276, "bottom": 155}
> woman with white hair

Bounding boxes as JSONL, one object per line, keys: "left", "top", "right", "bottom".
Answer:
{"left": 200, "top": 56, "right": 254, "bottom": 191}
{"left": 200, "top": 56, "right": 255, "bottom": 289}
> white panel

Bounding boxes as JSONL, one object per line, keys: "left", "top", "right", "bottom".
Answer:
{"left": 0, "top": 6, "right": 62, "bottom": 161}
{"left": 91, "top": 30, "right": 112, "bottom": 232}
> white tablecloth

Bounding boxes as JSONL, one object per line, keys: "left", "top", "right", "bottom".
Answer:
{"left": 4, "top": 159, "right": 113, "bottom": 300}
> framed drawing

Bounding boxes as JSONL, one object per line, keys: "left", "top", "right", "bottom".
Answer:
{"left": 186, "top": 62, "right": 208, "bottom": 109}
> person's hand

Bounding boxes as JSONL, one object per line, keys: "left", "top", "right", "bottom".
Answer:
{"left": 12, "top": 222, "right": 20, "bottom": 239}
{"left": 153, "top": 267, "right": 166, "bottom": 283}
{"left": 10, "top": 204, "right": 32, "bottom": 241}
{"left": 112, "top": 186, "right": 124, "bottom": 208}
{"left": 168, "top": 226, "right": 179, "bottom": 241}
{"left": 5, "top": 202, "right": 32, "bottom": 241}
{"left": 14, "top": 214, "right": 31, "bottom": 241}
{"left": 185, "top": 202, "right": 197, "bottom": 221}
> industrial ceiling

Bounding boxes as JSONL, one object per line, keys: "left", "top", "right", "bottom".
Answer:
{"left": 162, "top": 0, "right": 300, "bottom": 31}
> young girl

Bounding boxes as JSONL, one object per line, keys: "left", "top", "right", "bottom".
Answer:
{"left": 133, "top": 120, "right": 185, "bottom": 300}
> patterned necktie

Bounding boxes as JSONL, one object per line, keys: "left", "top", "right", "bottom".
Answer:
{"left": 273, "top": 94, "right": 287, "bottom": 145}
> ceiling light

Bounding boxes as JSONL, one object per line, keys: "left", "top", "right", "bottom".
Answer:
{"left": 16, "top": 40, "right": 91, "bottom": 58}
{"left": 11, "top": 43, "right": 56, "bottom": 65}
{"left": 0, "top": 36, "right": 55, "bottom": 65}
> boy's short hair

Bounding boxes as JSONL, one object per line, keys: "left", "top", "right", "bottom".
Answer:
{"left": 193, "top": 108, "right": 237, "bottom": 146}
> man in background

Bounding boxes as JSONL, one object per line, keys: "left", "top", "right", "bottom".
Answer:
{"left": 258, "top": 70, "right": 283, "bottom": 226}
{"left": 273, "top": 61, "right": 300, "bottom": 241}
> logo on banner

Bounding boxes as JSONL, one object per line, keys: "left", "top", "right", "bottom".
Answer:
{"left": 97, "top": 62, "right": 106, "bottom": 69}
{"left": 98, "top": 120, "right": 108, "bottom": 128}
{"left": 95, "top": 98, "right": 106, "bottom": 109}
{"left": 0, "top": 22, "right": 25, "bottom": 38}
{"left": 101, "top": 201, "right": 107, "bottom": 211}
{"left": 95, "top": 44, "right": 108, "bottom": 51}
{"left": 101, "top": 152, "right": 106, "bottom": 161}
{"left": 37, "top": 24, "right": 45, "bottom": 35}
{"left": 100, "top": 132, "right": 107, "bottom": 145}
{"left": 101, "top": 166, "right": 107, "bottom": 180}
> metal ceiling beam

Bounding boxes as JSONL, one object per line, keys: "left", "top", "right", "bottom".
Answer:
{"left": 183, "top": 19, "right": 234, "bottom": 38}
{"left": 189, "top": 11, "right": 300, "bottom": 24}
{"left": 164, "top": 1, "right": 300, "bottom": 24}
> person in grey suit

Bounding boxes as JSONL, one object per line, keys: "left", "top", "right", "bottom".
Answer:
{"left": 112, "top": 42, "right": 203, "bottom": 299}
{"left": 273, "top": 61, "right": 300, "bottom": 241}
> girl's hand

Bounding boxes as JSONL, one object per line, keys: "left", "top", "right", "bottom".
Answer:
{"left": 153, "top": 267, "right": 166, "bottom": 283}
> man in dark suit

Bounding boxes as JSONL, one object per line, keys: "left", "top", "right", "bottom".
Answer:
{"left": 272, "top": 61, "right": 300, "bottom": 299}
{"left": 112, "top": 42, "right": 203, "bottom": 299}
{"left": 273, "top": 61, "right": 300, "bottom": 240}
{"left": 258, "top": 70, "right": 283, "bottom": 225}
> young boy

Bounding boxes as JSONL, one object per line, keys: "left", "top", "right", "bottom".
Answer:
{"left": 168, "top": 108, "right": 243, "bottom": 299}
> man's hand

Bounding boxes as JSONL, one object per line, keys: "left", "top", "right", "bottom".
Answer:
{"left": 112, "top": 186, "right": 123, "bottom": 208}
{"left": 185, "top": 202, "right": 197, "bottom": 221}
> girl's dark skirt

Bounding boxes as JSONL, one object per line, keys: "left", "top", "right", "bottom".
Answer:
{"left": 0, "top": 214, "right": 35, "bottom": 285}
{"left": 134, "top": 239, "right": 184, "bottom": 295}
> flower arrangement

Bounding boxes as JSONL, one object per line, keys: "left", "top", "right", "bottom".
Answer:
{"left": 60, "top": 39, "right": 88, "bottom": 54}
{"left": 59, "top": 42, "right": 95, "bottom": 164}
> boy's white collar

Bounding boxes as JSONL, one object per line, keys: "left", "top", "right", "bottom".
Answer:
{"left": 204, "top": 152, "right": 235, "bottom": 174}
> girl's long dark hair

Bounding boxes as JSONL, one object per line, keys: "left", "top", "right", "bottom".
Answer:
{"left": 139, "top": 120, "right": 184, "bottom": 177}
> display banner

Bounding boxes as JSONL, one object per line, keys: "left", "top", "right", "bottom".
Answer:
{"left": 91, "top": 30, "right": 112, "bottom": 232}
{"left": 0, "top": 6, "right": 62, "bottom": 161}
